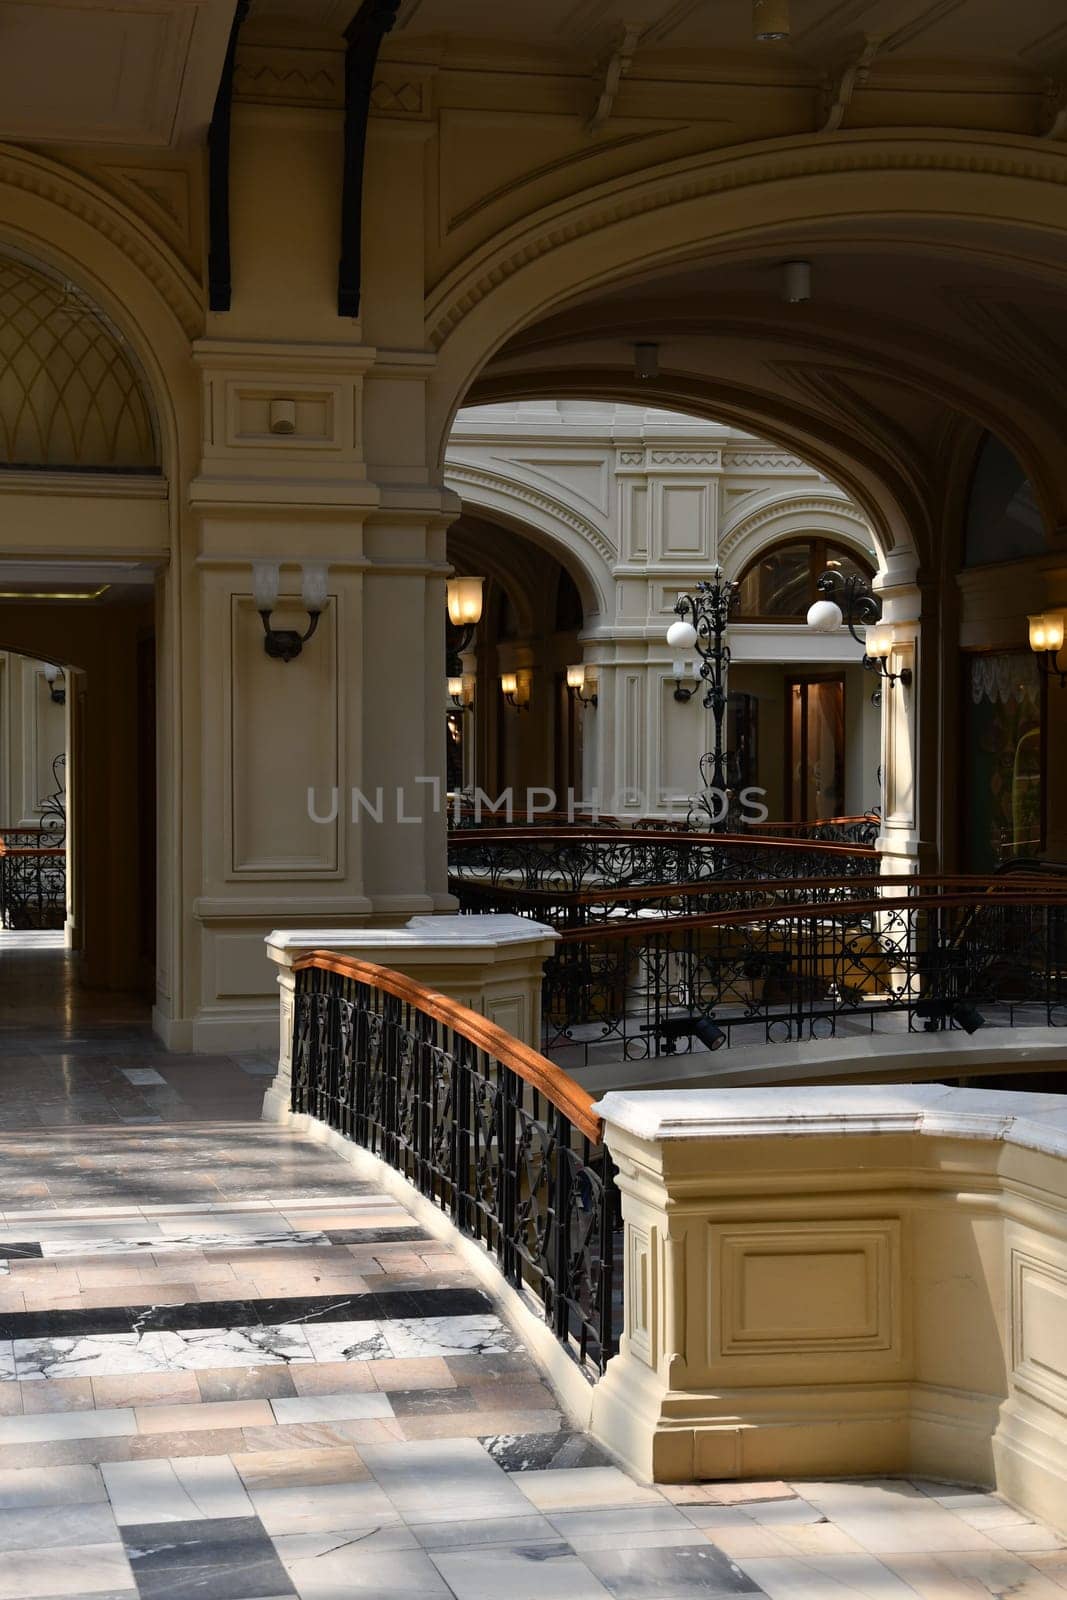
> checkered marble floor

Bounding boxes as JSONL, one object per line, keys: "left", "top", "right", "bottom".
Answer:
{"left": 0, "top": 943, "right": 1064, "bottom": 1598}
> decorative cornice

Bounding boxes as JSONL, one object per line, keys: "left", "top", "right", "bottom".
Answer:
{"left": 444, "top": 460, "right": 616, "bottom": 568}
{"left": 722, "top": 450, "right": 807, "bottom": 469}
{"left": 426, "top": 133, "right": 1067, "bottom": 349}
{"left": 0, "top": 146, "right": 202, "bottom": 340}
{"left": 718, "top": 494, "right": 870, "bottom": 562}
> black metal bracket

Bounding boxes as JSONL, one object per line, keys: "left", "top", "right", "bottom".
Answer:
{"left": 338, "top": 0, "right": 401, "bottom": 317}
{"left": 259, "top": 609, "right": 322, "bottom": 664}
{"left": 817, "top": 570, "right": 912, "bottom": 688}
{"left": 207, "top": 0, "right": 250, "bottom": 313}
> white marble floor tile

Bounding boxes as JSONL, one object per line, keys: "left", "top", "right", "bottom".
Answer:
{"left": 155, "top": 1324, "right": 317, "bottom": 1370}
{"left": 0, "top": 1501, "right": 120, "bottom": 1551}
{"left": 514, "top": 1466, "right": 666, "bottom": 1514}
{"left": 740, "top": 1554, "right": 919, "bottom": 1599}
{"left": 278, "top": 1541, "right": 452, "bottom": 1599}
{"left": 883, "top": 1551, "right": 1066, "bottom": 1598}
{"left": 102, "top": 1455, "right": 253, "bottom": 1525}
{"left": 432, "top": 1544, "right": 611, "bottom": 1600}
{"left": 0, "top": 1340, "right": 15, "bottom": 1381}
{"left": 251, "top": 1478, "right": 400, "bottom": 1535}
{"left": 381, "top": 1314, "right": 522, "bottom": 1359}
{"left": 359, "top": 1438, "right": 532, "bottom": 1523}
{"left": 0, "top": 1464, "right": 107, "bottom": 1508}
{"left": 14, "top": 1333, "right": 175, "bottom": 1381}
{"left": 409, "top": 1513, "right": 557, "bottom": 1551}
{"left": 270, "top": 1391, "right": 394, "bottom": 1424}
{"left": 988, "top": 1523, "right": 1067, "bottom": 1552}
{"left": 301, "top": 1320, "right": 390, "bottom": 1363}
{"left": 0, "top": 1405, "right": 134, "bottom": 1444}
{"left": 801, "top": 1481, "right": 1000, "bottom": 1554}
{"left": 0, "top": 1541, "right": 134, "bottom": 1599}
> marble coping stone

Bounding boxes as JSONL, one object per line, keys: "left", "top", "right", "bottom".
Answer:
{"left": 266, "top": 914, "right": 558, "bottom": 964}
{"left": 593, "top": 1082, "right": 1067, "bottom": 1161}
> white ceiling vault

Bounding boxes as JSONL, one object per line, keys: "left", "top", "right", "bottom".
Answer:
{"left": 0, "top": 0, "right": 237, "bottom": 148}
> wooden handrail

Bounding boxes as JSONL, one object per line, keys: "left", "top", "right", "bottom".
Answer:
{"left": 0, "top": 843, "right": 65, "bottom": 857}
{"left": 454, "top": 871, "right": 1067, "bottom": 907}
{"left": 554, "top": 891, "right": 1067, "bottom": 943}
{"left": 293, "top": 950, "right": 603, "bottom": 1143}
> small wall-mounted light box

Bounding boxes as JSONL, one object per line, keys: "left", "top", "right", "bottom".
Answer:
{"left": 269, "top": 399, "right": 297, "bottom": 435}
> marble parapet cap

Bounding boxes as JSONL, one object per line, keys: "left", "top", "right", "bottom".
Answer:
{"left": 594, "top": 1078, "right": 1067, "bottom": 1161}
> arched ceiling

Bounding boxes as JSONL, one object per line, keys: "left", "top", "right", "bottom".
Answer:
{"left": 467, "top": 232, "right": 1067, "bottom": 571}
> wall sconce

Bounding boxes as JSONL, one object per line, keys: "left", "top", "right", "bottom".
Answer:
{"left": 253, "top": 560, "right": 329, "bottom": 663}
{"left": 448, "top": 673, "right": 475, "bottom": 712}
{"left": 807, "top": 571, "right": 912, "bottom": 688}
{"left": 43, "top": 663, "right": 65, "bottom": 705}
{"left": 566, "top": 663, "right": 598, "bottom": 707}
{"left": 1029, "top": 611, "right": 1067, "bottom": 685}
{"left": 446, "top": 575, "right": 484, "bottom": 675}
{"left": 672, "top": 657, "right": 698, "bottom": 703}
{"left": 500, "top": 671, "right": 531, "bottom": 711}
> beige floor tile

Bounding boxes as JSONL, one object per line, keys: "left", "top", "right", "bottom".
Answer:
{"left": 706, "top": 1480, "right": 797, "bottom": 1504}
{"left": 704, "top": 1525, "right": 795, "bottom": 1558}
{"left": 367, "top": 1357, "right": 456, "bottom": 1391}
{"left": 135, "top": 1398, "right": 273, "bottom": 1434}
{"left": 91, "top": 1372, "right": 201, "bottom": 1409}
{"left": 779, "top": 1524, "right": 868, "bottom": 1556}
{"left": 662, "top": 1484, "right": 715, "bottom": 1504}
{"left": 0, "top": 1384, "right": 22, "bottom": 1417}
{"left": 231, "top": 1445, "right": 370, "bottom": 1489}
{"left": 741, "top": 1553, "right": 935, "bottom": 1599}
{"left": 290, "top": 1361, "right": 377, "bottom": 1396}
{"left": 241, "top": 1417, "right": 404, "bottom": 1451}
{"left": 396, "top": 1409, "right": 561, "bottom": 1441}
{"left": 989, "top": 1525, "right": 1067, "bottom": 1553}
{"left": 1030, "top": 1553, "right": 1067, "bottom": 1591}
{"left": 19, "top": 1378, "right": 95, "bottom": 1414}
{"left": 126, "top": 1426, "right": 249, "bottom": 1459}
{"left": 886, "top": 1550, "right": 1067, "bottom": 1598}
{"left": 802, "top": 1482, "right": 1000, "bottom": 1555}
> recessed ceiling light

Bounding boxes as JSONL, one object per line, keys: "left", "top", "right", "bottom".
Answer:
{"left": 754, "top": 0, "right": 790, "bottom": 41}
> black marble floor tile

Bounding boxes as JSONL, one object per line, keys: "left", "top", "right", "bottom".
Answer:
{"left": 122, "top": 1516, "right": 295, "bottom": 1600}
{"left": 0, "top": 1240, "right": 43, "bottom": 1259}
{"left": 0, "top": 1283, "right": 494, "bottom": 1339}
{"left": 326, "top": 1226, "right": 430, "bottom": 1244}
{"left": 581, "top": 1544, "right": 763, "bottom": 1598}
{"left": 480, "top": 1430, "right": 612, "bottom": 1471}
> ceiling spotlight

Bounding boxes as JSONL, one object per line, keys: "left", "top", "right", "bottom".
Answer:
{"left": 754, "top": 0, "right": 790, "bottom": 41}
{"left": 634, "top": 342, "right": 659, "bottom": 380}
{"left": 783, "top": 260, "right": 811, "bottom": 303}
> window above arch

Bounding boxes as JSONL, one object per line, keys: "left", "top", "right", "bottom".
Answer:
{"left": 736, "top": 537, "right": 874, "bottom": 621}
{"left": 0, "top": 256, "right": 159, "bottom": 471}
{"left": 963, "top": 432, "right": 1044, "bottom": 568}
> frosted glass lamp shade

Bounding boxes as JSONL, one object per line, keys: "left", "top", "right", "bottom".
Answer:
{"left": 252, "top": 560, "right": 280, "bottom": 611}
{"left": 447, "top": 576, "right": 484, "bottom": 628}
{"left": 566, "top": 664, "right": 586, "bottom": 690}
{"left": 806, "top": 598, "right": 842, "bottom": 633}
{"left": 301, "top": 563, "right": 329, "bottom": 612}
{"left": 666, "top": 619, "right": 698, "bottom": 650}
{"left": 1030, "top": 612, "right": 1065, "bottom": 653}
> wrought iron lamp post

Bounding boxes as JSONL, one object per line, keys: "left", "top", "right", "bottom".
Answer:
{"left": 666, "top": 564, "right": 738, "bottom": 827}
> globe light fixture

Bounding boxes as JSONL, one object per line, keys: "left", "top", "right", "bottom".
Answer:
{"left": 807, "top": 569, "right": 911, "bottom": 688}
{"left": 43, "top": 663, "right": 66, "bottom": 705}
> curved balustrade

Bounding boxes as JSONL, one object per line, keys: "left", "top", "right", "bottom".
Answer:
{"left": 541, "top": 889, "right": 1067, "bottom": 1067}
{"left": 290, "top": 952, "right": 617, "bottom": 1375}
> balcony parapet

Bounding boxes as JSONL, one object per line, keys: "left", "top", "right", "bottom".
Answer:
{"left": 591, "top": 1082, "right": 1067, "bottom": 1534}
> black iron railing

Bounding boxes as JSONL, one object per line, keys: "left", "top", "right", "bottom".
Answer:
{"left": 541, "top": 890, "right": 1067, "bottom": 1066}
{"left": 292, "top": 953, "right": 617, "bottom": 1376}
{"left": 0, "top": 840, "right": 66, "bottom": 930}
{"left": 449, "top": 829, "right": 877, "bottom": 910}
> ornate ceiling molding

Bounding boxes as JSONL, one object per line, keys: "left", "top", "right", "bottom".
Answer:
{"left": 0, "top": 146, "right": 202, "bottom": 341}
{"left": 718, "top": 492, "right": 872, "bottom": 567}
{"left": 444, "top": 458, "right": 616, "bottom": 576}
{"left": 426, "top": 133, "right": 1067, "bottom": 350}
